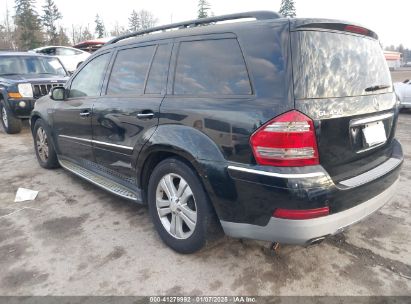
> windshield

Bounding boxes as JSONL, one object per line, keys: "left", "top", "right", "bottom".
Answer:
{"left": 292, "top": 31, "right": 392, "bottom": 99}
{"left": 0, "top": 56, "right": 67, "bottom": 76}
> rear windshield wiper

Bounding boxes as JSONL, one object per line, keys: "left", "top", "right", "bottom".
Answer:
{"left": 365, "top": 84, "right": 391, "bottom": 92}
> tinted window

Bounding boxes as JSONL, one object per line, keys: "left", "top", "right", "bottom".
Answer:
{"left": 292, "top": 31, "right": 392, "bottom": 99}
{"left": 145, "top": 44, "right": 170, "bottom": 94}
{"left": 107, "top": 45, "right": 155, "bottom": 95}
{"left": 69, "top": 53, "right": 110, "bottom": 98}
{"left": 174, "top": 39, "right": 252, "bottom": 95}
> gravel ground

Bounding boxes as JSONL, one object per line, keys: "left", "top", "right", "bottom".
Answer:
{"left": 0, "top": 113, "right": 410, "bottom": 296}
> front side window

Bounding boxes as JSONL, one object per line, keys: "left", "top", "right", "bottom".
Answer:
{"left": 107, "top": 45, "right": 156, "bottom": 95}
{"left": 174, "top": 39, "right": 252, "bottom": 96}
{"left": 69, "top": 53, "right": 110, "bottom": 98}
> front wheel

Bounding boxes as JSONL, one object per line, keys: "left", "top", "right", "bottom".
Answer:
{"left": 148, "top": 158, "right": 219, "bottom": 254}
{"left": 0, "top": 100, "right": 22, "bottom": 134}
{"left": 33, "top": 119, "right": 60, "bottom": 169}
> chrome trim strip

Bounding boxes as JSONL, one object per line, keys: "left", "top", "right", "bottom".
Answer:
{"left": 227, "top": 165, "right": 325, "bottom": 179}
{"left": 59, "top": 135, "right": 134, "bottom": 151}
{"left": 339, "top": 157, "right": 402, "bottom": 188}
{"left": 350, "top": 112, "right": 394, "bottom": 127}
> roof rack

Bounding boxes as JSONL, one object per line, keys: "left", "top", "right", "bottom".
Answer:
{"left": 108, "top": 11, "right": 282, "bottom": 45}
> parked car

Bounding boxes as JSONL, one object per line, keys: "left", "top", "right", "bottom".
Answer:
{"left": 394, "top": 79, "right": 411, "bottom": 109}
{"left": 31, "top": 11, "right": 403, "bottom": 253}
{"left": 0, "top": 52, "right": 68, "bottom": 134}
{"left": 30, "top": 46, "right": 90, "bottom": 72}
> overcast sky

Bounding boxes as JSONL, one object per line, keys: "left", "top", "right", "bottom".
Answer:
{"left": 1, "top": 0, "right": 410, "bottom": 48}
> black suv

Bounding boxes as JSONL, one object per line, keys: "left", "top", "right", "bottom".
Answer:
{"left": 0, "top": 52, "right": 68, "bottom": 134}
{"left": 31, "top": 12, "right": 403, "bottom": 253}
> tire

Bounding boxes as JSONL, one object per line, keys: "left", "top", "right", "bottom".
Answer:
{"left": 33, "top": 119, "right": 60, "bottom": 169}
{"left": 0, "top": 100, "right": 22, "bottom": 134}
{"left": 147, "top": 157, "right": 219, "bottom": 254}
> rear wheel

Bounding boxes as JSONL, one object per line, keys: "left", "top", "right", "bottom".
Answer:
{"left": 0, "top": 100, "right": 22, "bottom": 134}
{"left": 148, "top": 158, "right": 219, "bottom": 253}
{"left": 33, "top": 119, "right": 60, "bottom": 169}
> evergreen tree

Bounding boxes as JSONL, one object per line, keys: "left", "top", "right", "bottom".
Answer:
{"left": 42, "top": 0, "right": 62, "bottom": 44}
{"left": 129, "top": 10, "right": 140, "bottom": 32}
{"left": 14, "top": 0, "right": 43, "bottom": 50}
{"left": 94, "top": 14, "right": 105, "bottom": 38}
{"left": 198, "top": 0, "right": 210, "bottom": 19}
{"left": 279, "top": 0, "right": 296, "bottom": 18}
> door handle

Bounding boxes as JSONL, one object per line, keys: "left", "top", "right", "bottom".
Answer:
{"left": 80, "top": 111, "right": 90, "bottom": 117}
{"left": 137, "top": 111, "right": 154, "bottom": 119}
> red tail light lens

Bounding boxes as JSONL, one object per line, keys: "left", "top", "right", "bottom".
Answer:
{"left": 344, "top": 25, "right": 369, "bottom": 36}
{"left": 273, "top": 207, "right": 329, "bottom": 220}
{"left": 250, "top": 110, "right": 319, "bottom": 166}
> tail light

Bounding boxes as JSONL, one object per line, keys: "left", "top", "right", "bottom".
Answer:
{"left": 250, "top": 110, "right": 319, "bottom": 166}
{"left": 273, "top": 207, "right": 329, "bottom": 220}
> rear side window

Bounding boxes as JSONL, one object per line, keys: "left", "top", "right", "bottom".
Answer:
{"left": 145, "top": 44, "right": 171, "bottom": 94}
{"left": 174, "top": 39, "right": 252, "bottom": 96}
{"left": 107, "top": 45, "right": 155, "bottom": 95}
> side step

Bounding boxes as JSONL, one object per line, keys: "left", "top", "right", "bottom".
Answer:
{"left": 59, "top": 159, "right": 141, "bottom": 202}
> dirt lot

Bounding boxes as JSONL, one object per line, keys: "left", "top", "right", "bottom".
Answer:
{"left": 0, "top": 113, "right": 410, "bottom": 296}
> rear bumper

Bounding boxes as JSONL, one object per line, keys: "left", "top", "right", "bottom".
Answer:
{"left": 220, "top": 178, "right": 398, "bottom": 245}
{"left": 217, "top": 140, "right": 403, "bottom": 244}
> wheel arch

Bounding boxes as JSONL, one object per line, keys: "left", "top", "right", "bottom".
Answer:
{"left": 136, "top": 124, "right": 227, "bottom": 208}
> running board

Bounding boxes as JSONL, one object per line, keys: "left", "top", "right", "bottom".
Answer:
{"left": 59, "top": 159, "right": 141, "bottom": 202}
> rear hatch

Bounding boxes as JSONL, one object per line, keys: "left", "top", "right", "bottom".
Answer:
{"left": 290, "top": 20, "right": 398, "bottom": 182}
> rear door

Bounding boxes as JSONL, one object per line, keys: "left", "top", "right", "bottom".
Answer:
{"left": 91, "top": 42, "right": 172, "bottom": 178}
{"left": 291, "top": 24, "right": 397, "bottom": 181}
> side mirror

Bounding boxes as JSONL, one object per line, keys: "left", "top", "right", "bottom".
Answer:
{"left": 50, "top": 87, "right": 66, "bottom": 101}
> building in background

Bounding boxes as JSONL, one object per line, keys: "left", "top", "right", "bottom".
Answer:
{"left": 384, "top": 51, "right": 402, "bottom": 70}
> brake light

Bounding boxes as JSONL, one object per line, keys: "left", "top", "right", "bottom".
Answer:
{"left": 344, "top": 25, "right": 369, "bottom": 36}
{"left": 273, "top": 207, "right": 329, "bottom": 220}
{"left": 250, "top": 110, "right": 319, "bottom": 166}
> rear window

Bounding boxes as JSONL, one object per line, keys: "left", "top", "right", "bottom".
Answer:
{"left": 292, "top": 31, "right": 392, "bottom": 99}
{"left": 174, "top": 39, "right": 252, "bottom": 96}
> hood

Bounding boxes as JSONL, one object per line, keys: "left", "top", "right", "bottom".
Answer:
{"left": 0, "top": 74, "right": 68, "bottom": 84}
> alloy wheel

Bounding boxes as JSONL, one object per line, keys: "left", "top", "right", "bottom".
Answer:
{"left": 156, "top": 173, "right": 197, "bottom": 239}
{"left": 36, "top": 127, "right": 49, "bottom": 162}
{"left": 1, "top": 107, "right": 8, "bottom": 128}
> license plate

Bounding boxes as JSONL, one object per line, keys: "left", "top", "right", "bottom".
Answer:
{"left": 362, "top": 121, "right": 387, "bottom": 147}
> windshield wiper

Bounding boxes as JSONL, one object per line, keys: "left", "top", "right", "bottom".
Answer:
{"left": 0, "top": 73, "right": 20, "bottom": 76}
{"left": 365, "top": 84, "right": 391, "bottom": 92}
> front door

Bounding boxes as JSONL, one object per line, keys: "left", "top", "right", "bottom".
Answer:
{"left": 92, "top": 43, "right": 172, "bottom": 177}
{"left": 53, "top": 52, "right": 111, "bottom": 164}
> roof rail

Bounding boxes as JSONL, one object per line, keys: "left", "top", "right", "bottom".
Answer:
{"left": 108, "top": 11, "right": 282, "bottom": 45}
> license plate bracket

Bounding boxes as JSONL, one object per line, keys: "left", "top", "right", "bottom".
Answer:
{"left": 362, "top": 121, "right": 387, "bottom": 148}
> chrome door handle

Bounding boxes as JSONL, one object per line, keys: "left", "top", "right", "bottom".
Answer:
{"left": 137, "top": 112, "right": 154, "bottom": 119}
{"left": 80, "top": 111, "right": 90, "bottom": 117}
